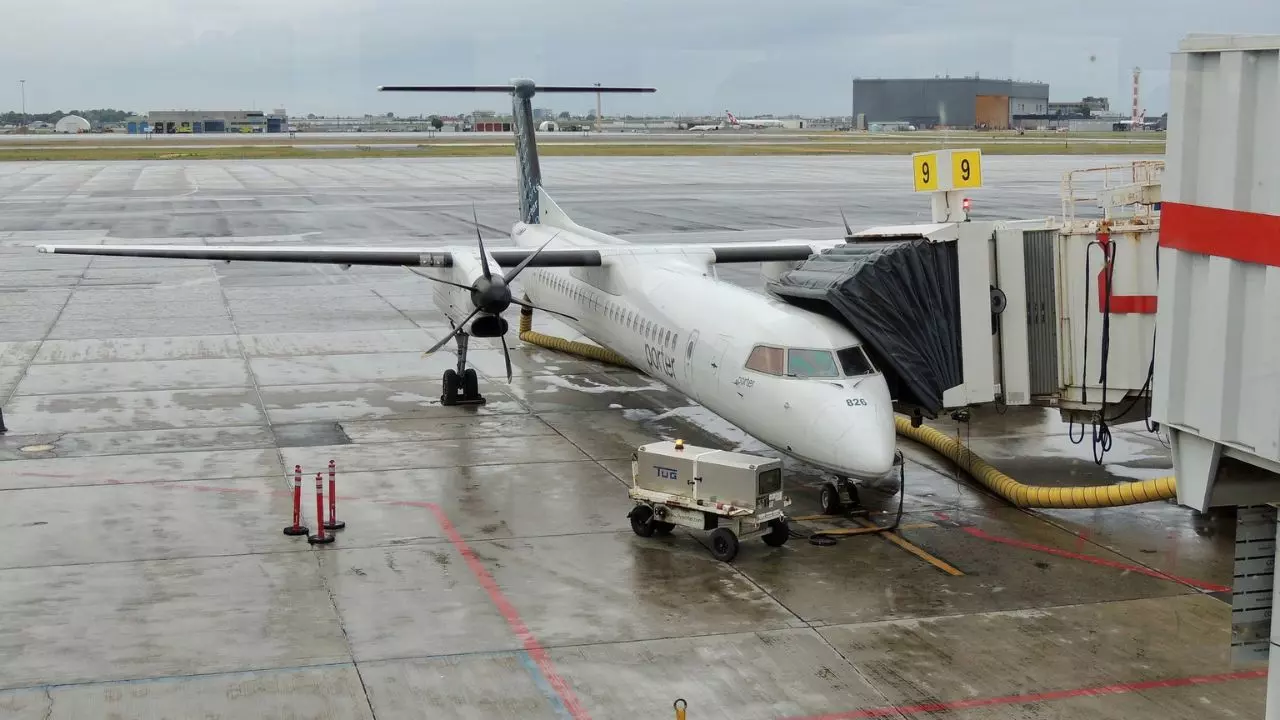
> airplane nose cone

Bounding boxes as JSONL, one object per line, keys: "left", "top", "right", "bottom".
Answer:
{"left": 805, "top": 380, "right": 897, "bottom": 480}
{"left": 837, "top": 418, "right": 896, "bottom": 478}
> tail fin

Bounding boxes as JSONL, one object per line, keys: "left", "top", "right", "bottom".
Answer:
{"left": 379, "top": 81, "right": 655, "bottom": 224}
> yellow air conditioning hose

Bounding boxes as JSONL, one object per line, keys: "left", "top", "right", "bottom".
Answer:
{"left": 516, "top": 307, "right": 1178, "bottom": 509}
{"left": 892, "top": 417, "right": 1177, "bottom": 508}
{"left": 517, "top": 307, "right": 635, "bottom": 368}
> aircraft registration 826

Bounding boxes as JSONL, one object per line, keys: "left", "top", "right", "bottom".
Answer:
{"left": 33, "top": 78, "right": 898, "bottom": 485}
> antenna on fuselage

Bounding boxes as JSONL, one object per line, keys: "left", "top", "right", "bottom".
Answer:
{"left": 377, "top": 81, "right": 656, "bottom": 225}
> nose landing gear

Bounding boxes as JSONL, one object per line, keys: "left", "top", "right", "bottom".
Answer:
{"left": 820, "top": 476, "right": 860, "bottom": 515}
{"left": 441, "top": 333, "right": 485, "bottom": 407}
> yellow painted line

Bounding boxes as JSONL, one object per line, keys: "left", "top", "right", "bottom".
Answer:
{"left": 809, "top": 523, "right": 937, "bottom": 536}
{"left": 855, "top": 518, "right": 965, "bottom": 576}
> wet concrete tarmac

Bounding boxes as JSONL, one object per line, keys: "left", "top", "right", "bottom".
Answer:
{"left": 0, "top": 156, "right": 1259, "bottom": 718}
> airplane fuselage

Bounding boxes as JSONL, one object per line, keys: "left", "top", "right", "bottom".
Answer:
{"left": 500, "top": 222, "right": 898, "bottom": 480}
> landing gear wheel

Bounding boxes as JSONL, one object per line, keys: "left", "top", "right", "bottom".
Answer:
{"left": 708, "top": 527, "right": 739, "bottom": 562}
{"left": 653, "top": 521, "right": 675, "bottom": 536}
{"left": 441, "top": 369, "right": 460, "bottom": 406}
{"left": 463, "top": 368, "right": 479, "bottom": 399}
{"left": 762, "top": 518, "right": 790, "bottom": 547}
{"left": 820, "top": 482, "right": 842, "bottom": 515}
{"left": 629, "top": 505, "right": 656, "bottom": 538}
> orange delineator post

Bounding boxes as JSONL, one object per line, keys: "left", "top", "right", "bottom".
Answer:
{"left": 324, "top": 459, "right": 345, "bottom": 531}
{"left": 283, "top": 465, "right": 308, "bottom": 536}
{"left": 308, "top": 472, "right": 335, "bottom": 545}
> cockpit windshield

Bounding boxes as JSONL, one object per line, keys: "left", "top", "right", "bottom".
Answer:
{"left": 836, "top": 345, "right": 876, "bottom": 376}
{"left": 786, "top": 348, "right": 840, "bottom": 378}
{"left": 745, "top": 344, "right": 877, "bottom": 378}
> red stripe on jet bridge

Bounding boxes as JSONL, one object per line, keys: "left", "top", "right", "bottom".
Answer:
{"left": 1096, "top": 232, "right": 1158, "bottom": 314}
{"left": 1161, "top": 202, "right": 1280, "bottom": 268}
{"left": 781, "top": 669, "right": 1266, "bottom": 720}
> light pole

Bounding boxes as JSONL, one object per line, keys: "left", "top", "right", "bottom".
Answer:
{"left": 594, "top": 82, "right": 601, "bottom": 133}
{"left": 19, "top": 80, "right": 26, "bottom": 132}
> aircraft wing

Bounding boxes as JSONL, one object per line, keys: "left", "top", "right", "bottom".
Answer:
{"left": 34, "top": 239, "right": 842, "bottom": 267}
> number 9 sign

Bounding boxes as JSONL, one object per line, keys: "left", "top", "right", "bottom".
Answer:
{"left": 952, "top": 150, "right": 983, "bottom": 188}
{"left": 912, "top": 153, "right": 938, "bottom": 192}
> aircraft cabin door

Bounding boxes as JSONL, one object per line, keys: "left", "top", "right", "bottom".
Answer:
{"left": 683, "top": 330, "right": 699, "bottom": 396}
{"left": 685, "top": 329, "right": 728, "bottom": 405}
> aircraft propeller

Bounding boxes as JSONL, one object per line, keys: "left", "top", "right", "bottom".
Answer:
{"left": 409, "top": 206, "right": 578, "bottom": 382}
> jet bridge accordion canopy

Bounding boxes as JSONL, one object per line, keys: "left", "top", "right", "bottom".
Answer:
{"left": 766, "top": 238, "right": 962, "bottom": 415}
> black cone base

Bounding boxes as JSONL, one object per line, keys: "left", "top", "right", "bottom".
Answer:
{"left": 307, "top": 533, "right": 336, "bottom": 545}
{"left": 324, "top": 519, "right": 346, "bottom": 531}
{"left": 283, "top": 525, "right": 309, "bottom": 536}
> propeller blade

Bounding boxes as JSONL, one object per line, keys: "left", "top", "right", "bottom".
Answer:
{"left": 500, "top": 334, "right": 514, "bottom": 383}
{"left": 472, "top": 205, "right": 492, "bottom": 280}
{"left": 839, "top": 208, "right": 854, "bottom": 238}
{"left": 502, "top": 232, "right": 560, "bottom": 284}
{"left": 405, "top": 266, "right": 474, "bottom": 291}
{"left": 423, "top": 307, "right": 482, "bottom": 356}
{"left": 511, "top": 297, "right": 577, "bottom": 322}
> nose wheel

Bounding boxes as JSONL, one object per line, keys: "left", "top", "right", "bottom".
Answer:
{"left": 820, "top": 477, "right": 860, "bottom": 515}
{"left": 440, "top": 333, "right": 485, "bottom": 407}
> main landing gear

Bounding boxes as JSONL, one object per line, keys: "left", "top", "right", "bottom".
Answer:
{"left": 441, "top": 333, "right": 484, "bottom": 407}
{"left": 820, "top": 476, "right": 861, "bottom": 515}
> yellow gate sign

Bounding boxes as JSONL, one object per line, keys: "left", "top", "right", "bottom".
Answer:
{"left": 951, "top": 150, "right": 983, "bottom": 189}
{"left": 913, "top": 153, "right": 938, "bottom": 192}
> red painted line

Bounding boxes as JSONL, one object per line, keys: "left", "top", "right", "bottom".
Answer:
{"left": 122, "top": 484, "right": 586, "bottom": 715}
{"left": 419, "top": 501, "right": 590, "bottom": 720}
{"left": 782, "top": 669, "right": 1265, "bottom": 720}
{"left": 962, "top": 526, "right": 1230, "bottom": 593}
{"left": 1162, "top": 202, "right": 1280, "bottom": 268}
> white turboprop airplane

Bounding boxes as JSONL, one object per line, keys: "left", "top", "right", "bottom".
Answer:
{"left": 33, "top": 80, "right": 897, "bottom": 508}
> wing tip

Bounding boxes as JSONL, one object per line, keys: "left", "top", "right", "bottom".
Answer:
{"left": 35, "top": 245, "right": 53, "bottom": 254}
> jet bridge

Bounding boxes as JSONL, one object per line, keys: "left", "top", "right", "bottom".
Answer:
{"left": 771, "top": 33, "right": 1280, "bottom": 713}
{"left": 767, "top": 149, "right": 1164, "bottom": 437}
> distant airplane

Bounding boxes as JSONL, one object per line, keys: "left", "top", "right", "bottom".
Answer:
{"left": 726, "top": 110, "right": 786, "bottom": 129}
{"left": 34, "top": 79, "right": 897, "bottom": 506}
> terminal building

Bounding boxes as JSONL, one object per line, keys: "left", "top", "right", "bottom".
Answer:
{"left": 851, "top": 77, "right": 1050, "bottom": 129}
{"left": 137, "top": 109, "right": 289, "bottom": 134}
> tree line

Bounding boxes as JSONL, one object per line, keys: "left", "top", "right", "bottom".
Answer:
{"left": 1, "top": 109, "right": 134, "bottom": 126}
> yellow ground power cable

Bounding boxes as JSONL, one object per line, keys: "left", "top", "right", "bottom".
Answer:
{"left": 516, "top": 306, "right": 1178, "bottom": 509}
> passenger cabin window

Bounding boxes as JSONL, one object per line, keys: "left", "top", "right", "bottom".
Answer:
{"left": 836, "top": 345, "right": 876, "bottom": 376}
{"left": 787, "top": 348, "right": 840, "bottom": 378}
{"left": 745, "top": 345, "right": 785, "bottom": 375}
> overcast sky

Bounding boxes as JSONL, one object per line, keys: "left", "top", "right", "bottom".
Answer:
{"left": 2, "top": 0, "right": 1275, "bottom": 118}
